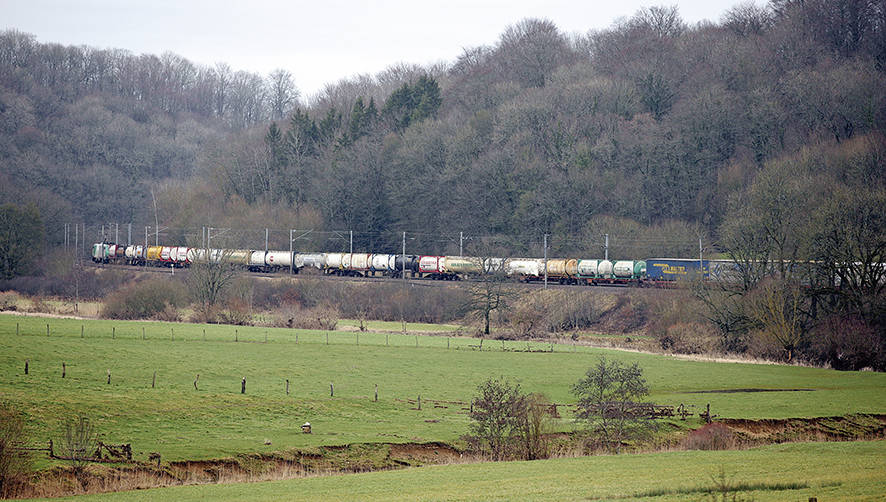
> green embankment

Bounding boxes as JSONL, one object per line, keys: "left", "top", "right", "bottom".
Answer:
{"left": 2, "top": 313, "right": 885, "bottom": 463}
{"left": 40, "top": 441, "right": 886, "bottom": 501}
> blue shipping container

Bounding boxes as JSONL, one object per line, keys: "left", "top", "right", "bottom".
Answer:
{"left": 644, "top": 258, "right": 710, "bottom": 281}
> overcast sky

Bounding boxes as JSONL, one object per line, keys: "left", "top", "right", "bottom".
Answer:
{"left": 2, "top": 0, "right": 752, "bottom": 101}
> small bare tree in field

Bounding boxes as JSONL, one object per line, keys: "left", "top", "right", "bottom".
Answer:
{"left": 572, "top": 357, "right": 655, "bottom": 453}
{"left": 62, "top": 416, "right": 96, "bottom": 475}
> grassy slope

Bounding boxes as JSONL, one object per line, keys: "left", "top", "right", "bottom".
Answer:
{"left": 41, "top": 441, "right": 886, "bottom": 501}
{"left": 2, "top": 313, "right": 886, "bottom": 463}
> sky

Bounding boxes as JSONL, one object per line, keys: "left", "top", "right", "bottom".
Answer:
{"left": 1, "top": 0, "right": 752, "bottom": 101}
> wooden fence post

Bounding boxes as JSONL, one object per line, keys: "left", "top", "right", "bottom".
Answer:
{"left": 107, "top": 369, "right": 111, "bottom": 385}
{"left": 447, "top": 337, "right": 450, "bottom": 349}
{"left": 152, "top": 371, "right": 156, "bottom": 389}
{"left": 112, "top": 327, "right": 115, "bottom": 339}
{"left": 296, "top": 333, "right": 298, "bottom": 344}
{"left": 203, "top": 329, "right": 206, "bottom": 341}
{"left": 386, "top": 334, "right": 388, "bottom": 346}
{"left": 16, "top": 322, "right": 19, "bottom": 336}
{"left": 326, "top": 331, "right": 329, "bottom": 345}
{"left": 142, "top": 327, "right": 145, "bottom": 340}
{"left": 171, "top": 328, "right": 174, "bottom": 341}
{"left": 356, "top": 333, "right": 359, "bottom": 346}
{"left": 241, "top": 377, "right": 246, "bottom": 394}
{"left": 194, "top": 374, "right": 199, "bottom": 391}
{"left": 81, "top": 325, "right": 84, "bottom": 338}
{"left": 417, "top": 395, "right": 421, "bottom": 410}
{"left": 62, "top": 362, "right": 65, "bottom": 378}
{"left": 286, "top": 379, "right": 290, "bottom": 395}
{"left": 235, "top": 329, "right": 238, "bottom": 342}
{"left": 24, "top": 359, "right": 28, "bottom": 375}
{"left": 46, "top": 323, "right": 49, "bottom": 337}
{"left": 330, "top": 382, "right": 334, "bottom": 397}
{"left": 374, "top": 384, "right": 378, "bottom": 402}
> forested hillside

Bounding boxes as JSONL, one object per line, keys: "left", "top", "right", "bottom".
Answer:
{"left": 1, "top": 0, "right": 885, "bottom": 257}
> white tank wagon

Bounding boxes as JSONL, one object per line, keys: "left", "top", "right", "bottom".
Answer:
{"left": 507, "top": 258, "right": 544, "bottom": 281}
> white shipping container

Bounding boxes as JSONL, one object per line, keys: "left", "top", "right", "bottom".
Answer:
{"left": 613, "top": 261, "right": 635, "bottom": 278}
{"left": 577, "top": 259, "right": 599, "bottom": 277}
{"left": 325, "top": 253, "right": 344, "bottom": 269}
{"left": 350, "top": 253, "right": 371, "bottom": 270}
{"left": 266, "top": 251, "right": 292, "bottom": 267}
{"left": 249, "top": 251, "right": 266, "bottom": 267}
{"left": 508, "top": 259, "right": 543, "bottom": 277}
{"left": 371, "top": 254, "right": 393, "bottom": 271}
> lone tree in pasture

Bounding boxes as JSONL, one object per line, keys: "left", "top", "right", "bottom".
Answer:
{"left": 572, "top": 357, "right": 655, "bottom": 453}
{"left": 467, "top": 377, "right": 525, "bottom": 460}
{"left": 466, "top": 377, "right": 553, "bottom": 461}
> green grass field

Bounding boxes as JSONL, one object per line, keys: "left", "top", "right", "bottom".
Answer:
{"left": 39, "top": 441, "right": 886, "bottom": 501}
{"left": 2, "top": 313, "right": 886, "bottom": 464}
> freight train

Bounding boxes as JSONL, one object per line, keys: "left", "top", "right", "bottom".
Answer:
{"left": 92, "top": 242, "right": 723, "bottom": 286}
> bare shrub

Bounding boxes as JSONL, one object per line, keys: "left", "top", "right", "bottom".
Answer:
{"left": 659, "top": 322, "right": 719, "bottom": 354}
{"left": 505, "top": 290, "right": 606, "bottom": 338}
{"left": 61, "top": 416, "right": 96, "bottom": 475}
{"left": 189, "top": 305, "right": 220, "bottom": 324}
{"left": 646, "top": 289, "right": 719, "bottom": 353}
{"left": 102, "top": 278, "right": 187, "bottom": 320}
{"left": 217, "top": 298, "right": 253, "bottom": 326}
{"left": 0, "top": 403, "right": 31, "bottom": 498}
{"left": 275, "top": 304, "right": 339, "bottom": 330}
{"left": 0, "top": 291, "right": 20, "bottom": 311}
{"left": 153, "top": 304, "right": 182, "bottom": 323}
{"left": 518, "top": 393, "right": 554, "bottom": 460}
{"left": 807, "top": 315, "right": 885, "bottom": 371}
{"left": 683, "top": 423, "right": 736, "bottom": 450}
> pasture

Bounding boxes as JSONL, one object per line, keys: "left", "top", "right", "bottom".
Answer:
{"left": 37, "top": 441, "right": 886, "bottom": 501}
{"left": 2, "top": 313, "right": 886, "bottom": 464}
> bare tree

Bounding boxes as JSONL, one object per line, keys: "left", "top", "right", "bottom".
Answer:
{"left": 268, "top": 69, "right": 298, "bottom": 120}
{"left": 62, "top": 416, "right": 96, "bottom": 475}
{"left": 572, "top": 357, "right": 654, "bottom": 453}
{"left": 746, "top": 278, "right": 810, "bottom": 361}
{"left": 461, "top": 252, "right": 513, "bottom": 336}
{"left": 0, "top": 404, "right": 29, "bottom": 498}
{"left": 466, "top": 377, "right": 527, "bottom": 460}
{"left": 187, "top": 248, "right": 237, "bottom": 315}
